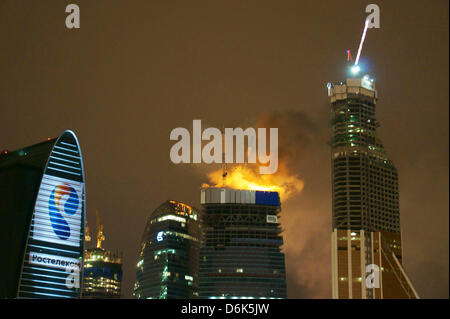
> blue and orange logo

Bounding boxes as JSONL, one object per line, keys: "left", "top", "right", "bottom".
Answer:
{"left": 49, "top": 184, "right": 80, "bottom": 240}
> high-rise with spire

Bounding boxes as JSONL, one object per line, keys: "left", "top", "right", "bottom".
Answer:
{"left": 327, "top": 61, "right": 419, "bottom": 299}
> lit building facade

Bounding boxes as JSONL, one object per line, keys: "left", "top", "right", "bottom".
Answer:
{"left": 134, "top": 200, "right": 201, "bottom": 299}
{"left": 82, "top": 214, "right": 123, "bottom": 299}
{"left": 83, "top": 248, "right": 123, "bottom": 298}
{"left": 331, "top": 229, "right": 419, "bottom": 299}
{"left": 199, "top": 188, "right": 287, "bottom": 299}
{"left": 0, "top": 131, "right": 86, "bottom": 298}
{"left": 327, "top": 65, "right": 418, "bottom": 298}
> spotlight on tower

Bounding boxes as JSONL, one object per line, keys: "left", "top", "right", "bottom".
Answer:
{"left": 351, "top": 65, "right": 361, "bottom": 74}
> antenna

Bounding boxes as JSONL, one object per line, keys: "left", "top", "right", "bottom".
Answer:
{"left": 347, "top": 49, "right": 353, "bottom": 62}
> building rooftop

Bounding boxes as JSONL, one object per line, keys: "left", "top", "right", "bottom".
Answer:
{"left": 200, "top": 187, "right": 280, "bottom": 206}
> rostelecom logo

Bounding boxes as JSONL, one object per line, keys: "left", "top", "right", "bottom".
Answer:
{"left": 48, "top": 184, "right": 80, "bottom": 240}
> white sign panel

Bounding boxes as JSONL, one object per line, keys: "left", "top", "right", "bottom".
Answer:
{"left": 29, "top": 252, "right": 80, "bottom": 271}
{"left": 266, "top": 215, "right": 278, "bottom": 223}
{"left": 31, "top": 174, "right": 83, "bottom": 247}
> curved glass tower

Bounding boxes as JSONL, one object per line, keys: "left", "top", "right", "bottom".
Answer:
{"left": 134, "top": 200, "right": 201, "bottom": 299}
{"left": 0, "top": 130, "right": 86, "bottom": 298}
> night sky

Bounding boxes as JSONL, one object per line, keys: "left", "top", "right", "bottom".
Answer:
{"left": 0, "top": 1, "right": 448, "bottom": 298}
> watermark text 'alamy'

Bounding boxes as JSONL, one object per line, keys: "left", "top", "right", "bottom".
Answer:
{"left": 170, "top": 120, "right": 278, "bottom": 174}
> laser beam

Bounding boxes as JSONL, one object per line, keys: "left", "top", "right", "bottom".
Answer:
{"left": 355, "top": 19, "right": 369, "bottom": 66}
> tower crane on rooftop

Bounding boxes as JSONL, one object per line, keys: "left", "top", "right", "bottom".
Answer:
{"left": 96, "top": 209, "right": 105, "bottom": 249}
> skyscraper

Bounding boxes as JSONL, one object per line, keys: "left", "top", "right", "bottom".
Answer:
{"left": 327, "top": 64, "right": 419, "bottom": 298}
{"left": 83, "top": 213, "right": 123, "bottom": 299}
{"left": 199, "top": 187, "right": 287, "bottom": 299}
{"left": 134, "top": 200, "right": 201, "bottom": 299}
{"left": 0, "top": 130, "right": 86, "bottom": 298}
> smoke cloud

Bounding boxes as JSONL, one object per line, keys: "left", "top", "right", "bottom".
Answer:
{"left": 201, "top": 109, "right": 331, "bottom": 298}
{"left": 253, "top": 110, "right": 331, "bottom": 298}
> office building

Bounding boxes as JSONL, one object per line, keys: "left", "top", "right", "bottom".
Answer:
{"left": 83, "top": 214, "right": 123, "bottom": 298}
{"left": 0, "top": 130, "right": 86, "bottom": 298}
{"left": 199, "top": 187, "right": 287, "bottom": 299}
{"left": 134, "top": 200, "right": 201, "bottom": 299}
{"left": 327, "top": 64, "right": 419, "bottom": 298}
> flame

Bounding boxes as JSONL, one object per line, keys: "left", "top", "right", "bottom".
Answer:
{"left": 202, "top": 163, "right": 304, "bottom": 201}
{"left": 201, "top": 110, "right": 314, "bottom": 201}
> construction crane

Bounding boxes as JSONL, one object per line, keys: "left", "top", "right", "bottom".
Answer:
{"left": 221, "top": 127, "right": 228, "bottom": 181}
{"left": 96, "top": 209, "right": 105, "bottom": 249}
{"left": 85, "top": 221, "right": 91, "bottom": 243}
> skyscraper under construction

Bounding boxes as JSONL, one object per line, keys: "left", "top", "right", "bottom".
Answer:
{"left": 199, "top": 188, "right": 287, "bottom": 299}
{"left": 327, "top": 63, "right": 419, "bottom": 299}
{"left": 83, "top": 213, "right": 123, "bottom": 299}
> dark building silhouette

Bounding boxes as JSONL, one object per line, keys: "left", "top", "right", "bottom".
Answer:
{"left": 134, "top": 200, "right": 201, "bottom": 299}
{"left": 199, "top": 188, "right": 287, "bottom": 299}
{"left": 0, "top": 131, "right": 86, "bottom": 298}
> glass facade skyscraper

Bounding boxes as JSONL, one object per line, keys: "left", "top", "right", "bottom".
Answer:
{"left": 134, "top": 200, "right": 201, "bottom": 299}
{"left": 328, "top": 70, "right": 400, "bottom": 234}
{"left": 0, "top": 131, "right": 86, "bottom": 298}
{"left": 328, "top": 66, "right": 418, "bottom": 298}
{"left": 199, "top": 188, "right": 287, "bottom": 299}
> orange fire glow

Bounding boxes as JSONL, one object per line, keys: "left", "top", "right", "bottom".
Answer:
{"left": 202, "top": 163, "right": 304, "bottom": 201}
